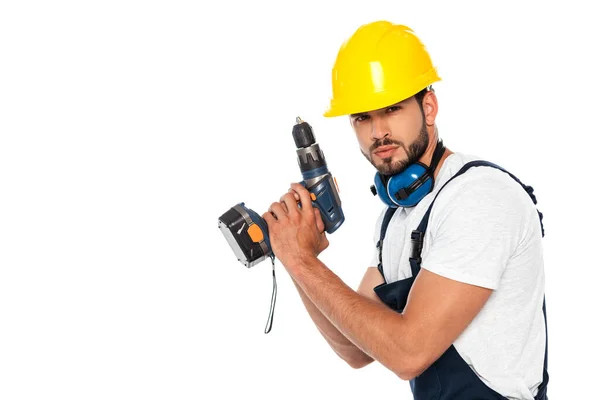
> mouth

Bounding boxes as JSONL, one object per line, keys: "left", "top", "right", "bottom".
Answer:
{"left": 373, "top": 145, "right": 398, "bottom": 159}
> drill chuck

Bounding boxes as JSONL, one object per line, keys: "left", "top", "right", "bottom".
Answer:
{"left": 294, "top": 117, "right": 328, "bottom": 176}
{"left": 292, "top": 117, "right": 316, "bottom": 148}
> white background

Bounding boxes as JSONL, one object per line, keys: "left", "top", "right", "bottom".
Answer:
{"left": 1, "top": 1, "right": 598, "bottom": 399}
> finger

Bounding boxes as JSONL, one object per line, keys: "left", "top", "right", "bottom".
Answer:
{"left": 268, "top": 202, "right": 287, "bottom": 221}
{"left": 290, "top": 183, "right": 314, "bottom": 219}
{"left": 314, "top": 207, "right": 325, "bottom": 233}
{"left": 262, "top": 211, "right": 276, "bottom": 226}
{"left": 288, "top": 188, "right": 300, "bottom": 202}
{"left": 287, "top": 189, "right": 302, "bottom": 212}
{"left": 278, "top": 197, "right": 289, "bottom": 213}
{"left": 280, "top": 192, "right": 299, "bottom": 217}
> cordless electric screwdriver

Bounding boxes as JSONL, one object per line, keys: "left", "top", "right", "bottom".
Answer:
{"left": 218, "top": 117, "right": 345, "bottom": 268}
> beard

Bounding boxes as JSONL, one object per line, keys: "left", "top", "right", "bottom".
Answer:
{"left": 362, "top": 120, "right": 430, "bottom": 176}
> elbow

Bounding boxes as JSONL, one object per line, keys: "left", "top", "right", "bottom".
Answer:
{"left": 386, "top": 331, "right": 435, "bottom": 380}
{"left": 346, "top": 356, "right": 373, "bottom": 369}
{"left": 334, "top": 349, "right": 373, "bottom": 369}
{"left": 394, "top": 365, "right": 425, "bottom": 381}
{"left": 390, "top": 354, "right": 430, "bottom": 381}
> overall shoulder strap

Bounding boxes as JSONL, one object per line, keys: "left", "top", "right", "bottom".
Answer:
{"left": 414, "top": 160, "right": 545, "bottom": 242}
{"left": 376, "top": 207, "right": 398, "bottom": 282}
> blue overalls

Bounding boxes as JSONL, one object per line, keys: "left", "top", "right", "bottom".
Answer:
{"left": 372, "top": 161, "right": 549, "bottom": 400}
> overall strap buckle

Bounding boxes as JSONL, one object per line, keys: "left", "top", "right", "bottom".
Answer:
{"left": 410, "top": 230, "right": 424, "bottom": 263}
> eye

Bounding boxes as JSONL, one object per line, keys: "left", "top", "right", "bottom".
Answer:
{"left": 386, "top": 106, "right": 401, "bottom": 113}
{"left": 354, "top": 115, "right": 370, "bottom": 123}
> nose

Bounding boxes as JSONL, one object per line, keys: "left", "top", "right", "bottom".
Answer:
{"left": 370, "top": 116, "right": 390, "bottom": 141}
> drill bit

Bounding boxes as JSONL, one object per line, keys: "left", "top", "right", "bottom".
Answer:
{"left": 296, "top": 116, "right": 303, "bottom": 124}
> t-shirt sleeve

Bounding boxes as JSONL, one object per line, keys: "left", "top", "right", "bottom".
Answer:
{"left": 421, "top": 170, "right": 528, "bottom": 290}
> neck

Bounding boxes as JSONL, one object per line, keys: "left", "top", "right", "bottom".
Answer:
{"left": 433, "top": 149, "right": 452, "bottom": 180}
{"left": 421, "top": 127, "right": 453, "bottom": 181}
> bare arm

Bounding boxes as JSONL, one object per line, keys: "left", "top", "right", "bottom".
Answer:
{"left": 291, "top": 267, "right": 384, "bottom": 368}
{"left": 289, "top": 257, "right": 492, "bottom": 380}
{"left": 263, "top": 183, "right": 494, "bottom": 380}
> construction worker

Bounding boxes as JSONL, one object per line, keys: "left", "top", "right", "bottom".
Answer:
{"left": 262, "top": 21, "right": 549, "bottom": 400}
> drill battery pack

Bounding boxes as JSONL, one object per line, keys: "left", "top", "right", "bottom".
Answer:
{"left": 218, "top": 203, "right": 271, "bottom": 268}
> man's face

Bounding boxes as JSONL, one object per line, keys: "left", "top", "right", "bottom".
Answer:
{"left": 350, "top": 96, "right": 429, "bottom": 176}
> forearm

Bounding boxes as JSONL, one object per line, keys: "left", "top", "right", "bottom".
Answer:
{"left": 291, "top": 277, "right": 374, "bottom": 368}
{"left": 287, "top": 256, "right": 420, "bottom": 379}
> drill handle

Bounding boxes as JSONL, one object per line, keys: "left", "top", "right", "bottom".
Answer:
{"left": 300, "top": 175, "right": 345, "bottom": 234}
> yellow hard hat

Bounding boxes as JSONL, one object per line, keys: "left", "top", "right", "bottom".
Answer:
{"left": 324, "top": 21, "right": 441, "bottom": 118}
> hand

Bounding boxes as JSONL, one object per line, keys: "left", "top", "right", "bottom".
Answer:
{"left": 288, "top": 188, "right": 329, "bottom": 256}
{"left": 262, "top": 183, "right": 329, "bottom": 267}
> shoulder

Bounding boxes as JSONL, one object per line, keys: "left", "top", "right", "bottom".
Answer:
{"left": 433, "top": 153, "right": 535, "bottom": 211}
{"left": 421, "top": 154, "right": 542, "bottom": 288}
{"left": 428, "top": 153, "right": 540, "bottom": 243}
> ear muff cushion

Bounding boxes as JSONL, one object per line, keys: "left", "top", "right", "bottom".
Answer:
{"left": 374, "top": 173, "right": 396, "bottom": 207}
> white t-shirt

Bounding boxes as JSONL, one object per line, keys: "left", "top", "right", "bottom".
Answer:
{"left": 370, "top": 152, "right": 547, "bottom": 400}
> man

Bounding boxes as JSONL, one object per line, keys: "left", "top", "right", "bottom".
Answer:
{"left": 262, "top": 21, "right": 549, "bottom": 400}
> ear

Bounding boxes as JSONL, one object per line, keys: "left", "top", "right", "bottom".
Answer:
{"left": 422, "top": 90, "right": 438, "bottom": 126}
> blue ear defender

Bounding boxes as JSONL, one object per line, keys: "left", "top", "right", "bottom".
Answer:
{"left": 370, "top": 140, "right": 446, "bottom": 208}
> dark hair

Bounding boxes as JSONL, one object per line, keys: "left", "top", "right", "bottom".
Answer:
{"left": 414, "top": 86, "right": 433, "bottom": 112}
